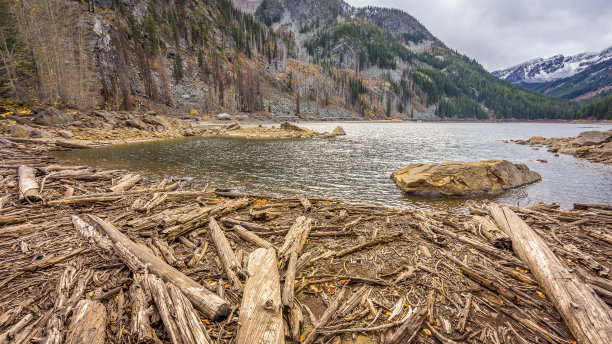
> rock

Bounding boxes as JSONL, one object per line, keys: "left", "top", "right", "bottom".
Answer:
{"left": 572, "top": 131, "right": 612, "bottom": 146}
{"left": 125, "top": 116, "right": 148, "bottom": 130}
{"left": 391, "top": 160, "right": 541, "bottom": 196}
{"left": 226, "top": 123, "right": 241, "bottom": 131}
{"left": 280, "top": 122, "right": 304, "bottom": 131}
{"left": 33, "top": 107, "right": 73, "bottom": 126}
{"left": 57, "top": 130, "right": 74, "bottom": 139}
{"left": 527, "top": 136, "right": 547, "bottom": 145}
{"left": 143, "top": 115, "right": 171, "bottom": 129}
{"left": 8, "top": 123, "right": 33, "bottom": 138}
{"left": 536, "top": 159, "right": 548, "bottom": 163}
{"left": 217, "top": 113, "right": 231, "bottom": 120}
{"left": 331, "top": 126, "right": 346, "bottom": 136}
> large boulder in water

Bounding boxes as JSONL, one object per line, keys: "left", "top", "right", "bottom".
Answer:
{"left": 572, "top": 130, "right": 612, "bottom": 146}
{"left": 391, "top": 160, "right": 541, "bottom": 196}
{"left": 331, "top": 126, "right": 346, "bottom": 136}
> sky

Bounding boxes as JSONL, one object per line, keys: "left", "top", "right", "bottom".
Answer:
{"left": 344, "top": 0, "right": 612, "bottom": 71}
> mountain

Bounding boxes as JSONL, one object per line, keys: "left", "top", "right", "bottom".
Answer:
{"left": 493, "top": 46, "right": 612, "bottom": 101}
{"left": 0, "top": 0, "right": 579, "bottom": 120}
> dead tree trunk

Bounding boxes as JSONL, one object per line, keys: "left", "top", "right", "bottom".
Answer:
{"left": 86, "top": 215, "right": 231, "bottom": 321}
{"left": 64, "top": 300, "right": 107, "bottom": 344}
{"left": 490, "top": 204, "right": 612, "bottom": 344}
{"left": 209, "top": 218, "right": 243, "bottom": 292}
{"left": 18, "top": 165, "right": 41, "bottom": 202}
{"left": 235, "top": 248, "right": 283, "bottom": 344}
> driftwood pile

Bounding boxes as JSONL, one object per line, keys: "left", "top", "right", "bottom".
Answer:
{"left": 1, "top": 139, "right": 612, "bottom": 343}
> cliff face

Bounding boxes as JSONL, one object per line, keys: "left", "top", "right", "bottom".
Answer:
{"left": 0, "top": 0, "right": 580, "bottom": 120}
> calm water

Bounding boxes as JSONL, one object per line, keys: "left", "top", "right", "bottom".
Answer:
{"left": 54, "top": 122, "right": 612, "bottom": 210}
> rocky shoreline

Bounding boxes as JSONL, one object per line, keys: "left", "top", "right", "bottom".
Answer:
{"left": 0, "top": 124, "right": 611, "bottom": 343}
{"left": 513, "top": 129, "right": 612, "bottom": 165}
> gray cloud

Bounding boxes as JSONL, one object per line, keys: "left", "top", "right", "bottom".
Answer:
{"left": 344, "top": 0, "right": 612, "bottom": 71}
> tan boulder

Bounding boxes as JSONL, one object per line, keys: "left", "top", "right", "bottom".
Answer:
{"left": 331, "top": 126, "right": 346, "bottom": 136}
{"left": 391, "top": 160, "right": 541, "bottom": 196}
{"left": 572, "top": 131, "right": 612, "bottom": 146}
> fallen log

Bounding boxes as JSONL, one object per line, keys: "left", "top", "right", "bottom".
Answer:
{"left": 110, "top": 174, "right": 142, "bottom": 193}
{"left": 231, "top": 225, "right": 274, "bottom": 249}
{"left": 209, "top": 218, "right": 243, "bottom": 292}
{"left": 278, "top": 216, "right": 312, "bottom": 262}
{"left": 18, "top": 165, "right": 41, "bottom": 203}
{"left": 85, "top": 215, "right": 231, "bottom": 321}
{"left": 235, "top": 248, "right": 283, "bottom": 344}
{"left": 303, "top": 287, "right": 346, "bottom": 344}
{"left": 220, "top": 217, "right": 271, "bottom": 231}
{"left": 164, "top": 198, "right": 250, "bottom": 240}
{"left": 573, "top": 203, "right": 612, "bottom": 211}
{"left": 472, "top": 215, "right": 512, "bottom": 250}
{"left": 386, "top": 307, "right": 427, "bottom": 344}
{"left": 129, "top": 274, "right": 161, "bottom": 344}
{"left": 64, "top": 300, "right": 107, "bottom": 344}
{"left": 490, "top": 204, "right": 612, "bottom": 344}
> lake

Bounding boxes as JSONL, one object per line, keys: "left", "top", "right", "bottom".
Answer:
{"left": 53, "top": 122, "right": 612, "bottom": 210}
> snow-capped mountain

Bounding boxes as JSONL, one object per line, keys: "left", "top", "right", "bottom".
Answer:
{"left": 493, "top": 46, "right": 612, "bottom": 84}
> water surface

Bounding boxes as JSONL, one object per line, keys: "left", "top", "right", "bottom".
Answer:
{"left": 54, "top": 122, "right": 612, "bottom": 210}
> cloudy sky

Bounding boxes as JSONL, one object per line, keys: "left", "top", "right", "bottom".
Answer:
{"left": 344, "top": 0, "right": 612, "bottom": 71}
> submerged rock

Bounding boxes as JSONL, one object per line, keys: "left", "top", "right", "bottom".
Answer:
{"left": 391, "top": 160, "right": 541, "bottom": 196}
{"left": 331, "top": 126, "right": 346, "bottom": 136}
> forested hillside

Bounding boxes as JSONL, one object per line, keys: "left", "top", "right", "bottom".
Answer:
{"left": 577, "top": 94, "right": 612, "bottom": 120}
{"left": 0, "top": 0, "right": 582, "bottom": 120}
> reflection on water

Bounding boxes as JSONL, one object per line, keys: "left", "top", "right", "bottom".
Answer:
{"left": 53, "top": 122, "right": 612, "bottom": 210}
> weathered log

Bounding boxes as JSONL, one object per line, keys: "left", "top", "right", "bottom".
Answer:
{"left": 235, "top": 248, "right": 283, "bottom": 344}
{"left": 209, "top": 218, "right": 243, "bottom": 292}
{"left": 110, "top": 173, "right": 142, "bottom": 193}
{"left": 490, "top": 204, "right": 612, "bottom": 344}
{"left": 132, "top": 192, "right": 168, "bottom": 213}
{"left": 129, "top": 274, "right": 161, "bottom": 344}
{"left": 187, "top": 241, "right": 208, "bottom": 268}
{"left": 64, "top": 300, "right": 107, "bottom": 344}
{"left": 386, "top": 307, "right": 427, "bottom": 344}
{"left": 18, "top": 165, "right": 41, "bottom": 202}
{"left": 303, "top": 287, "right": 346, "bottom": 344}
{"left": 278, "top": 216, "right": 312, "bottom": 262}
{"left": 282, "top": 242, "right": 299, "bottom": 309}
{"left": 144, "top": 274, "right": 182, "bottom": 344}
{"left": 167, "top": 284, "right": 213, "bottom": 344}
{"left": 86, "top": 215, "right": 231, "bottom": 321}
{"left": 288, "top": 304, "right": 304, "bottom": 343}
{"left": 231, "top": 225, "right": 274, "bottom": 249}
{"left": 0, "top": 313, "right": 33, "bottom": 343}
{"left": 472, "top": 215, "right": 512, "bottom": 250}
{"left": 573, "top": 203, "right": 612, "bottom": 211}
{"left": 220, "top": 217, "right": 271, "bottom": 231}
{"left": 153, "top": 237, "right": 186, "bottom": 269}
{"left": 164, "top": 198, "right": 250, "bottom": 240}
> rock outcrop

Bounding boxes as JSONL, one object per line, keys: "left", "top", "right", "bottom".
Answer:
{"left": 571, "top": 130, "right": 612, "bottom": 146}
{"left": 331, "top": 126, "right": 346, "bottom": 136}
{"left": 391, "top": 160, "right": 541, "bottom": 196}
{"left": 514, "top": 129, "right": 612, "bottom": 165}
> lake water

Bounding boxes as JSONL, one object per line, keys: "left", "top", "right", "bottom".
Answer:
{"left": 54, "top": 122, "right": 612, "bottom": 210}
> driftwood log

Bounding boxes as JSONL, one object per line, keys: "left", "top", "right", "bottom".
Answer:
{"left": 18, "top": 165, "right": 41, "bottom": 202}
{"left": 85, "top": 215, "right": 231, "bottom": 321}
{"left": 490, "top": 204, "right": 612, "bottom": 344}
{"left": 64, "top": 300, "right": 107, "bottom": 344}
{"left": 235, "top": 248, "right": 283, "bottom": 344}
{"left": 209, "top": 218, "right": 243, "bottom": 292}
